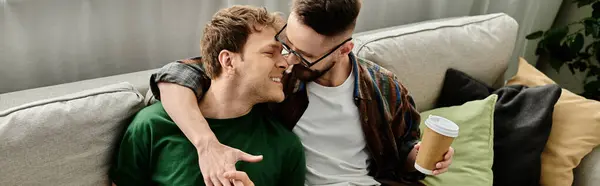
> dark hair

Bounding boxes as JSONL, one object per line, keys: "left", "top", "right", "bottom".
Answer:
{"left": 293, "top": 0, "right": 361, "bottom": 36}
{"left": 201, "top": 5, "right": 283, "bottom": 78}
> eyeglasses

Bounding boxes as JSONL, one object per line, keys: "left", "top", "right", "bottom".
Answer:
{"left": 275, "top": 24, "right": 352, "bottom": 68}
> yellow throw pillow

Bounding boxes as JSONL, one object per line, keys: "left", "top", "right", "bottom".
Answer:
{"left": 507, "top": 58, "right": 600, "bottom": 186}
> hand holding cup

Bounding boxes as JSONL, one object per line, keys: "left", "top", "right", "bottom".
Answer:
{"left": 414, "top": 115, "right": 459, "bottom": 175}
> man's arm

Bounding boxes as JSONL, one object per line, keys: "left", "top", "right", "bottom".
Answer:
{"left": 390, "top": 77, "right": 453, "bottom": 176}
{"left": 151, "top": 59, "right": 262, "bottom": 186}
{"left": 157, "top": 82, "right": 215, "bottom": 148}
{"left": 388, "top": 77, "right": 422, "bottom": 174}
{"left": 394, "top": 94, "right": 421, "bottom": 172}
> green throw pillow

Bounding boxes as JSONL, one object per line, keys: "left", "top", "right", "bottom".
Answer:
{"left": 419, "top": 94, "right": 497, "bottom": 186}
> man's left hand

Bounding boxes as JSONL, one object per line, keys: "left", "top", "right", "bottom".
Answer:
{"left": 413, "top": 142, "right": 455, "bottom": 175}
{"left": 434, "top": 145, "right": 454, "bottom": 175}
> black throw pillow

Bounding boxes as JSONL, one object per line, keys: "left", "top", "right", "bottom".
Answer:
{"left": 436, "top": 69, "right": 561, "bottom": 186}
{"left": 491, "top": 84, "right": 560, "bottom": 186}
{"left": 436, "top": 69, "right": 494, "bottom": 108}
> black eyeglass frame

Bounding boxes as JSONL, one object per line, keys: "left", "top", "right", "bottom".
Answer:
{"left": 275, "top": 24, "right": 352, "bottom": 68}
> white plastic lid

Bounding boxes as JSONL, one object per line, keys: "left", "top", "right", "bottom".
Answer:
{"left": 424, "top": 115, "right": 459, "bottom": 137}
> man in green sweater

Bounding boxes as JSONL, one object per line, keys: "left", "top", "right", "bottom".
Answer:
{"left": 109, "top": 5, "right": 305, "bottom": 186}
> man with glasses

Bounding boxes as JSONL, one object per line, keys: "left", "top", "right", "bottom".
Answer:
{"left": 150, "top": 0, "right": 454, "bottom": 185}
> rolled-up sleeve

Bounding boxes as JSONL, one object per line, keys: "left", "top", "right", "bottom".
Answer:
{"left": 149, "top": 57, "right": 210, "bottom": 101}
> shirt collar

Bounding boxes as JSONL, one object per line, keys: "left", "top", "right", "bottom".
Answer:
{"left": 350, "top": 52, "right": 372, "bottom": 100}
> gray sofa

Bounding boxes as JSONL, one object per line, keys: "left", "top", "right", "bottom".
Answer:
{"left": 0, "top": 13, "right": 598, "bottom": 186}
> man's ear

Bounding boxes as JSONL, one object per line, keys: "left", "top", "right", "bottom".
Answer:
{"left": 218, "top": 50, "right": 235, "bottom": 75}
{"left": 339, "top": 41, "right": 354, "bottom": 56}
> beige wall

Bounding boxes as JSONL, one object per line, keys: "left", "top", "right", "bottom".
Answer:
{"left": 536, "top": 1, "right": 595, "bottom": 94}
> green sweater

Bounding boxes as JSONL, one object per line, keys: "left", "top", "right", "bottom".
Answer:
{"left": 110, "top": 103, "right": 305, "bottom": 186}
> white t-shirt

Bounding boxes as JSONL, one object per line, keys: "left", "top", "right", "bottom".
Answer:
{"left": 293, "top": 68, "right": 380, "bottom": 186}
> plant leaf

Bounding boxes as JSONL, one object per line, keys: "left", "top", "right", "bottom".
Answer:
{"left": 573, "top": 60, "right": 587, "bottom": 74}
{"left": 593, "top": 1, "right": 600, "bottom": 10}
{"left": 571, "top": 33, "right": 585, "bottom": 53}
{"left": 545, "top": 26, "right": 569, "bottom": 45}
{"left": 535, "top": 44, "right": 545, "bottom": 56}
{"left": 549, "top": 57, "right": 565, "bottom": 73}
{"left": 585, "top": 70, "right": 596, "bottom": 83}
{"left": 568, "top": 63, "right": 576, "bottom": 74}
{"left": 592, "top": 65, "right": 600, "bottom": 74}
{"left": 546, "top": 26, "right": 570, "bottom": 38}
{"left": 526, "top": 31, "right": 545, "bottom": 39}
{"left": 584, "top": 19, "right": 599, "bottom": 37}
{"left": 544, "top": 27, "right": 569, "bottom": 60}
{"left": 561, "top": 43, "right": 576, "bottom": 61}
{"left": 583, "top": 80, "right": 600, "bottom": 94}
{"left": 589, "top": 65, "right": 600, "bottom": 79}
{"left": 578, "top": 0, "right": 596, "bottom": 8}
{"left": 577, "top": 61, "right": 589, "bottom": 71}
{"left": 579, "top": 52, "right": 592, "bottom": 59}
{"left": 594, "top": 10, "right": 600, "bottom": 18}
{"left": 586, "top": 43, "right": 596, "bottom": 53}
{"left": 595, "top": 44, "right": 600, "bottom": 62}
{"left": 587, "top": 69, "right": 596, "bottom": 78}
{"left": 582, "top": 90, "right": 600, "bottom": 101}
{"left": 586, "top": 66, "right": 600, "bottom": 84}
{"left": 535, "top": 40, "right": 547, "bottom": 56}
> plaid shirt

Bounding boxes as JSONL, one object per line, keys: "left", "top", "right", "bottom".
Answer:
{"left": 150, "top": 53, "right": 424, "bottom": 185}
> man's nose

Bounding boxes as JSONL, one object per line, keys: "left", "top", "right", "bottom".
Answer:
{"left": 276, "top": 56, "right": 289, "bottom": 70}
{"left": 283, "top": 54, "right": 300, "bottom": 65}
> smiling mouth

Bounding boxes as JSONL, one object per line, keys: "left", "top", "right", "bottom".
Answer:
{"left": 271, "top": 77, "right": 282, "bottom": 83}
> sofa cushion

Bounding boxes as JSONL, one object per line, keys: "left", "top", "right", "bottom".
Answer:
{"left": 0, "top": 82, "right": 145, "bottom": 185}
{"left": 352, "top": 13, "right": 517, "bottom": 111}
{"left": 507, "top": 58, "right": 600, "bottom": 186}
{"left": 491, "top": 84, "right": 560, "bottom": 186}
{"left": 436, "top": 69, "right": 494, "bottom": 108}
{"left": 419, "top": 95, "right": 497, "bottom": 186}
{"left": 436, "top": 68, "right": 561, "bottom": 185}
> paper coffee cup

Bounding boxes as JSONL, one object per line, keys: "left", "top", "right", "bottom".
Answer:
{"left": 414, "top": 115, "right": 459, "bottom": 175}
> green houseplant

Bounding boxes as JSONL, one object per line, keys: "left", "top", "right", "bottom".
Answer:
{"left": 526, "top": 0, "right": 600, "bottom": 100}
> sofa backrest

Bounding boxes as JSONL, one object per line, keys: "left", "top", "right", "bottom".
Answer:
{"left": 352, "top": 13, "right": 518, "bottom": 111}
{"left": 0, "top": 83, "right": 145, "bottom": 185}
{"left": 0, "top": 69, "right": 155, "bottom": 111}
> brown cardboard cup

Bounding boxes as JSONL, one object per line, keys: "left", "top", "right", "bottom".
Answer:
{"left": 414, "top": 115, "right": 459, "bottom": 175}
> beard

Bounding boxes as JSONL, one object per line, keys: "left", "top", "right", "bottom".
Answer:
{"left": 292, "top": 60, "right": 336, "bottom": 82}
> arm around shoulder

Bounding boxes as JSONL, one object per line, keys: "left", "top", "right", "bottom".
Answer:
{"left": 150, "top": 59, "right": 215, "bottom": 148}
